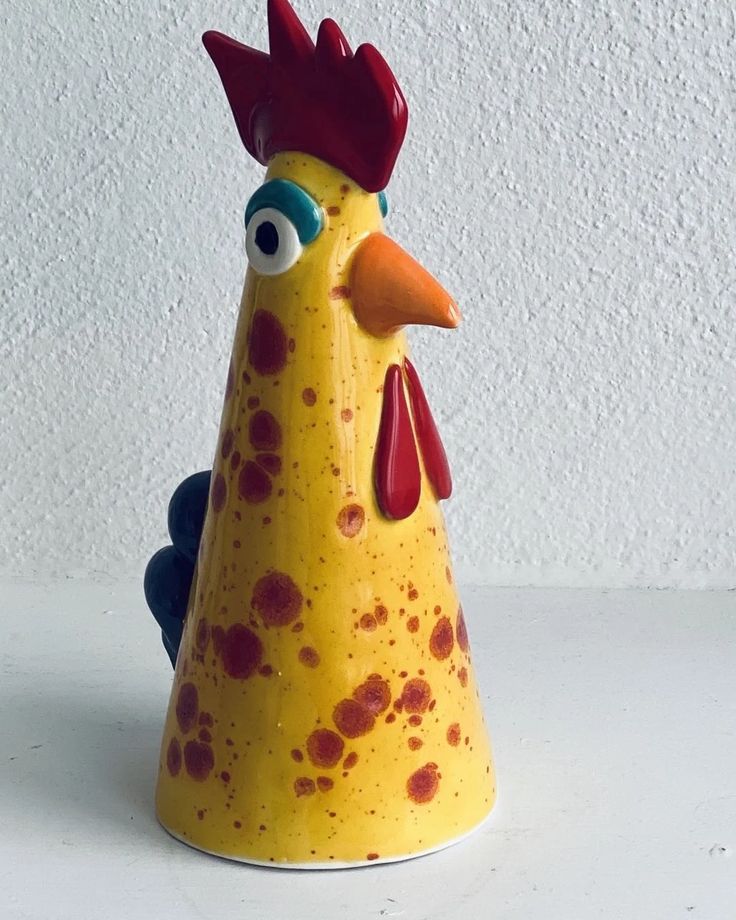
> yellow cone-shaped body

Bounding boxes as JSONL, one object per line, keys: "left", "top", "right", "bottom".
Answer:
{"left": 155, "top": 153, "right": 495, "bottom": 866}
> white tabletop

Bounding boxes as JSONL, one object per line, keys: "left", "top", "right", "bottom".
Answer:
{"left": 3, "top": 577, "right": 734, "bottom": 919}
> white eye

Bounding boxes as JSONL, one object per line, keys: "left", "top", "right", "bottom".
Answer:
{"left": 245, "top": 207, "right": 302, "bottom": 276}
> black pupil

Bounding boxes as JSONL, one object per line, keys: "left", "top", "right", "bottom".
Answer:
{"left": 255, "top": 220, "right": 279, "bottom": 255}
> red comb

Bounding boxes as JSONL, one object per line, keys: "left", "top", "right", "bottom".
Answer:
{"left": 202, "top": 0, "right": 408, "bottom": 192}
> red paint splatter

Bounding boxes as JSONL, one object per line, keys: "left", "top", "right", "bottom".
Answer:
{"left": 407, "top": 763, "right": 439, "bottom": 804}
{"left": 374, "top": 605, "right": 388, "bottom": 625}
{"left": 247, "top": 395, "right": 260, "bottom": 409}
{"left": 299, "top": 646, "right": 320, "bottom": 668}
{"left": 184, "top": 740, "right": 214, "bottom": 781}
{"left": 341, "top": 408, "right": 353, "bottom": 422}
{"left": 249, "top": 410, "right": 282, "bottom": 451}
{"left": 225, "top": 362, "right": 234, "bottom": 399}
{"left": 306, "top": 729, "right": 345, "bottom": 768}
{"left": 407, "top": 616, "right": 419, "bottom": 633}
{"left": 375, "top": 364, "right": 420, "bottom": 520}
{"left": 216, "top": 623, "right": 263, "bottom": 679}
{"left": 336, "top": 504, "right": 365, "bottom": 537}
{"left": 353, "top": 677, "right": 391, "bottom": 714}
{"left": 404, "top": 357, "right": 452, "bottom": 500}
{"left": 447, "top": 723, "right": 461, "bottom": 746}
{"left": 291, "top": 748, "right": 304, "bottom": 762}
{"left": 329, "top": 285, "right": 351, "bottom": 300}
{"left": 458, "top": 666, "right": 468, "bottom": 687}
{"left": 385, "top": 712, "right": 396, "bottom": 723}
{"left": 252, "top": 571, "right": 303, "bottom": 627}
{"left": 231, "top": 450, "right": 241, "bottom": 470}
{"left": 199, "top": 712, "right": 213, "bottom": 727}
{"left": 401, "top": 678, "right": 431, "bottom": 713}
{"left": 408, "top": 714, "right": 423, "bottom": 727}
{"left": 288, "top": 338, "right": 296, "bottom": 353}
{"left": 343, "top": 752, "right": 358, "bottom": 770}
{"left": 359, "top": 613, "right": 377, "bottom": 631}
{"left": 294, "top": 777, "right": 316, "bottom": 797}
{"left": 408, "top": 586, "right": 419, "bottom": 601}
{"left": 176, "top": 682, "right": 198, "bottom": 733}
{"left": 317, "top": 776, "right": 334, "bottom": 792}
{"left": 366, "top": 852, "right": 380, "bottom": 861}
{"left": 248, "top": 309, "right": 288, "bottom": 376}
{"left": 166, "top": 737, "right": 181, "bottom": 775}
{"left": 256, "top": 453, "right": 282, "bottom": 475}
{"left": 221, "top": 429, "right": 235, "bottom": 459}
{"left": 238, "top": 461, "right": 272, "bottom": 504}
{"left": 456, "top": 607, "right": 469, "bottom": 653}
{"left": 199, "top": 727, "right": 212, "bottom": 742}
{"left": 429, "top": 617, "right": 454, "bottom": 660}
{"left": 302, "top": 387, "right": 317, "bottom": 406}
{"left": 408, "top": 736, "right": 423, "bottom": 750}
{"left": 327, "top": 205, "right": 341, "bottom": 216}
{"left": 211, "top": 473, "right": 227, "bottom": 512}
{"left": 333, "top": 699, "right": 375, "bottom": 738}
{"left": 259, "top": 664, "right": 274, "bottom": 677}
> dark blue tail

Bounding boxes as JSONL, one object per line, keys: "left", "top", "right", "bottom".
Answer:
{"left": 144, "top": 471, "right": 211, "bottom": 667}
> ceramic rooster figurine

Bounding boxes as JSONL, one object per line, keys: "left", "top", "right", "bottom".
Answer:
{"left": 145, "top": 0, "right": 495, "bottom": 867}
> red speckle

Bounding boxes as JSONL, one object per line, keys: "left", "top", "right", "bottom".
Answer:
{"left": 184, "top": 740, "right": 214, "bottom": 781}
{"left": 408, "top": 736, "right": 423, "bottom": 750}
{"left": 407, "top": 763, "right": 439, "bottom": 804}
{"left": 329, "top": 285, "right": 351, "bottom": 300}
{"left": 366, "top": 852, "right": 380, "bottom": 861}
{"left": 317, "top": 776, "right": 334, "bottom": 792}
{"left": 199, "top": 728, "right": 212, "bottom": 742}
{"left": 446, "top": 566, "right": 452, "bottom": 584}
{"left": 166, "top": 737, "right": 181, "bottom": 776}
{"left": 306, "top": 729, "right": 345, "bottom": 768}
{"left": 385, "top": 712, "right": 396, "bottom": 723}
{"left": 221, "top": 429, "right": 235, "bottom": 459}
{"left": 259, "top": 664, "right": 274, "bottom": 677}
{"left": 327, "top": 205, "right": 341, "bottom": 216}
{"left": 407, "top": 616, "right": 419, "bottom": 633}
{"left": 176, "top": 683, "right": 198, "bottom": 733}
{"left": 231, "top": 451, "right": 241, "bottom": 470}
{"left": 343, "top": 752, "right": 358, "bottom": 769}
{"left": 252, "top": 571, "right": 303, "bottom": 627}
{"left": 256, "top": 453, "right": 282, "bottom": 475}
{"left": 299, "top": 646, "right": 320, "bottom": 668}
{"left": 353, "top": 677, "right": 391, "bottom": 714}
{"left": 359, "top": 613, "right": 377, "bottom": 631}
{"left": 195, "top": 619, "right": 210, "bottom": 653}
{"left": 247, "top": 395, "right": 260, "bottom": 409}
{"left": 333, "top": 699, "right": 375, "bottom": 738}
{"left": 234, "top": 820, "right": 242, "bottom": 828}
{"left": 249, "top": 410, "right": 282, "bottom": 450}
{"left": 302, "top": 387, "right": 317, "bottom": 406}
{"left": 408, "top": 714, "right": 423, "bottom": 727}
{"left": 221, "top": 770, "right": 231, "bottom": 782}
{"left": 291, "top": 748, "right": 304, "bottom": 762}
{"left": 248, "top": 309, "right": 288, "bottom": 376}
{"left": 374, "top": 604, "right": 388, "bottom": 625}
{"left": 238, "top": 461, "right": 272, "bottom": 504}
{"left": 401, "top": 678, "right": 431, "bottom": 713}
{"left": 225, "top": 362, "right": 234, "bottom": 398}
{"left": 408, "top": 587, "right": 419, "bottom": 601}
{"left": 447, "top": 723, "right": 461, "bottom": 746}
{"left": 341, "top": 408, "right": 353, "bottom": 422}
{"left": 216, "top": 623, "right": 263, "bottom": 679}
{"left": 294, "top": 777, "right": 316, "bottom": 797}
{"left": 211, "top": 473, "right": 227, "bottom": 512}
{"left": 456, "top": 607, "right": 469, "bottom": 653}
{"left": 336, "top": 503, "right": 365, "bottom": 538}
{"left": 458, "top": 666, "right": 468, "bottom": 687}
{"left": 197, "top": 809, "right": 205, "bottom": 820}
{"left": 340, "top": 184, "right": 350, "bottom": 194}
{"left": 199, "top": 712, "right": 213, "bottom": 727}
{"left": 429, "top": 617, "right": 454, "bottom": 660}
{"left": 288, "top": 338, "right": 296, "bottom": 353}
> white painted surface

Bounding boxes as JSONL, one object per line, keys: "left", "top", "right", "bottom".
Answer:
{"left": 1, "top": 1, "right": 734, "bottom": 587}
{"left": 2, "top": 578, "right": 735, "bottom": 919}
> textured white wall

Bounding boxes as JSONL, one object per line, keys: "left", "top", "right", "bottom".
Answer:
{"left": 1, "top": 1, "right": 734, "bottom": 587}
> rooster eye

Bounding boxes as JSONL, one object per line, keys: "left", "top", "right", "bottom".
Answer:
{"left": 246, "top": 207, "right": 302, "bottom": 276}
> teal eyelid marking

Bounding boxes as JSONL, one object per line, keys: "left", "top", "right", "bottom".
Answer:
{"left": 245, "top": 179, "right": 323, "bottom": 244}
{"left": 378, "top": 190, "right": 388, "bottom": 218}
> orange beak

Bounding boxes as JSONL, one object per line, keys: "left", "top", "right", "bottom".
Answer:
{"left": 350, "top": 234, "right": 461, "bottom": 338}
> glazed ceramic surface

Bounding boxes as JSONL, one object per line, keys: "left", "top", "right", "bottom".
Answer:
{"left": 151, "top": 0, "right": 496, "bottom": 867}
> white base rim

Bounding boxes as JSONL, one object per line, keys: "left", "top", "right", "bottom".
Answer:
{"left": 159, "top": 801, "right": 495, "bottom": 870}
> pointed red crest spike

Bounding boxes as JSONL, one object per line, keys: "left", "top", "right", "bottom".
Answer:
{"left": 203, "top": 0, "right": 408, "bottom": 190}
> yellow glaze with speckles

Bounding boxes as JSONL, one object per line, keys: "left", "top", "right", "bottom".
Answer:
{"left": 155, "top": 152, "right": 495, "bottom": 867}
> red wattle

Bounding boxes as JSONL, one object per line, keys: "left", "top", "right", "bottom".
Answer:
{"left": 375, "top": 364, "right": 421, "bottom": 520}
{"left": 403, "top": 357, "right": 452, "bottom": 500}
